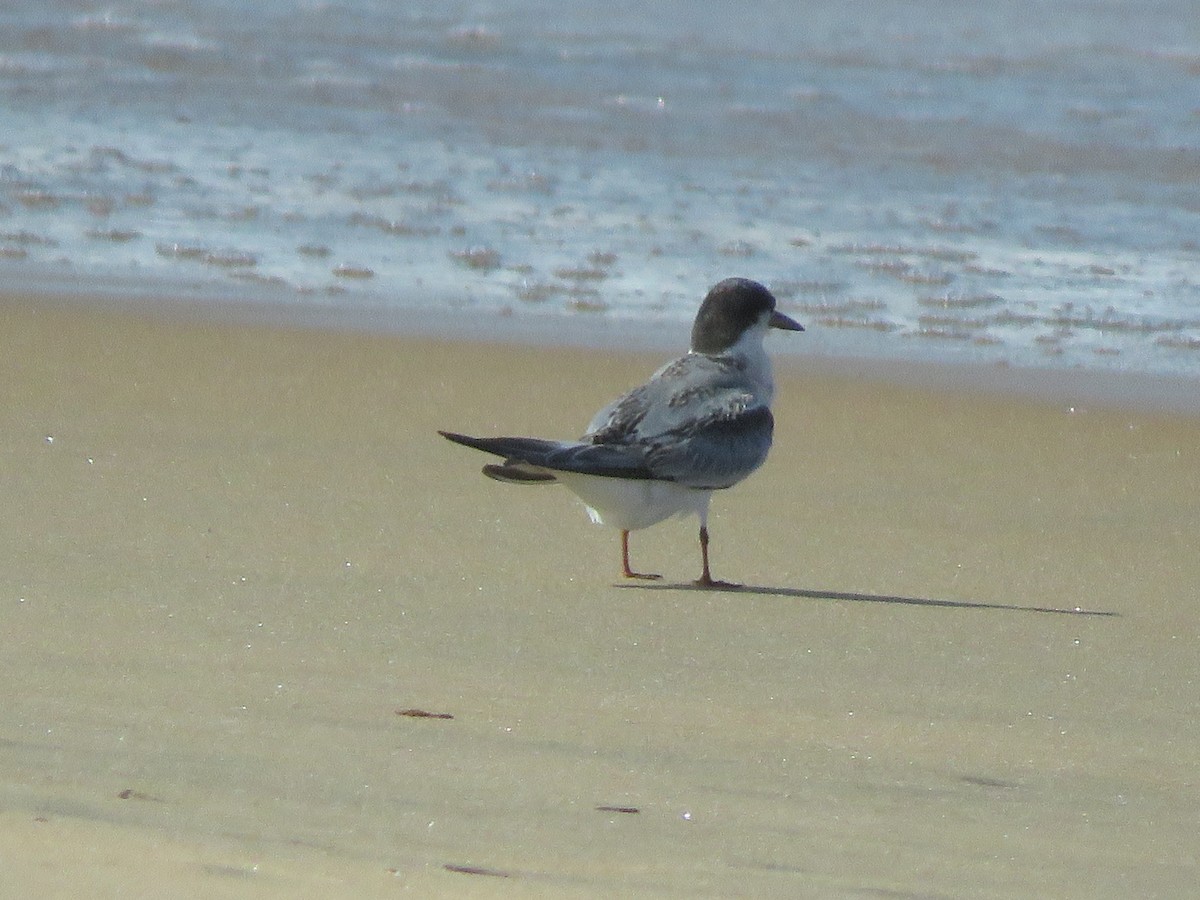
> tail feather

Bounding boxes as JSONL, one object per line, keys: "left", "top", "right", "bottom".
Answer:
{"left": 482, "top": 463, "right": 558, "bottom": 484}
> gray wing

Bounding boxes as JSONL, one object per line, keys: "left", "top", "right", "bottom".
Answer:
{"left": 584, "top": 354, "right": 774, "bottom": 489}
{"left": 442, "top": 352, "right": 775, "bottom": 489}
{"left": 642, "top": 404, "right": 773, "bottom": 489}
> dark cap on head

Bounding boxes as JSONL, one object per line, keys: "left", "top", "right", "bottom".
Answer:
{"left": 690, "top": 278, "right": 801, "bottom": 354}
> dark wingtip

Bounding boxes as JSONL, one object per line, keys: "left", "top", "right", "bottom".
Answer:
{"left": 440, "top": 430, "right": 493, "bottom": 453}
{"left": 439, "top": 430, "right": 472, "bottom": 446}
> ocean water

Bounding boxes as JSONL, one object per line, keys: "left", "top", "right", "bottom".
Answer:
{"left": 2, "top": 0, "right": 1199, "bottom": 377}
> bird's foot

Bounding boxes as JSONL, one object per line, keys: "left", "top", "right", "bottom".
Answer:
{"left": 623, "top": 570, "right": 663, "bottom": 581}
{"left": 693, "top": 574, "right": 740, "bottom": 589}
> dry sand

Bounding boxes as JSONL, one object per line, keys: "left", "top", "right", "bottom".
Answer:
{"left": 2, "top": 296, "right": 1198, "bottom": 897}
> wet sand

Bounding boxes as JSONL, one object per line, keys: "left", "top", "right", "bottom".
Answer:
{"left": 3, "top": 296, "right": 1198, "bottom": 897}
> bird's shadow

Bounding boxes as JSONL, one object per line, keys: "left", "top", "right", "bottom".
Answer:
{"left": 614, "top": 581, "right": 1118, "bottom": 617}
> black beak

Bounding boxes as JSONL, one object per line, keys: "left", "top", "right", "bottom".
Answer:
{"left": 770, "top": 310, "right": 805, "bottom": 332}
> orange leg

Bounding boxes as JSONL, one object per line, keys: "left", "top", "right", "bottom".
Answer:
{"left": 621, "top": 529, "right": 661, "bottom": 580}
{"left": 694, "top": 525, "right": 737, "bottom": 588}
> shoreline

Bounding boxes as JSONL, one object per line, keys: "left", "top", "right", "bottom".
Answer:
{"left": 5, "top": 285, "right": 1200, "bottom": 419}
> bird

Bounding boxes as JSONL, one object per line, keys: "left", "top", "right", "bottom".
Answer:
{"left": 439, "top": 277, "right": 803, "bottom": 586}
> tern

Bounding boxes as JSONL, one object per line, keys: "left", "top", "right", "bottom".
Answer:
{"left": 440, "top": 277, "right": 803, "bottom": 586}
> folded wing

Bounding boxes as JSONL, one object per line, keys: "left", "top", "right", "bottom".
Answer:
{"left": 583, "top": 354, "right": 774, "bottom": 489}
{"left": 642, "top": 404, "right": 773, "bottom": 489}
{"left": 440, "top": 351, "right": 775, "bottom": 491}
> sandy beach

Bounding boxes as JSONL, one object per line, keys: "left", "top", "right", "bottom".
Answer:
{"left": 3, "top": 295, "right": 1198, "bottom": 897}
